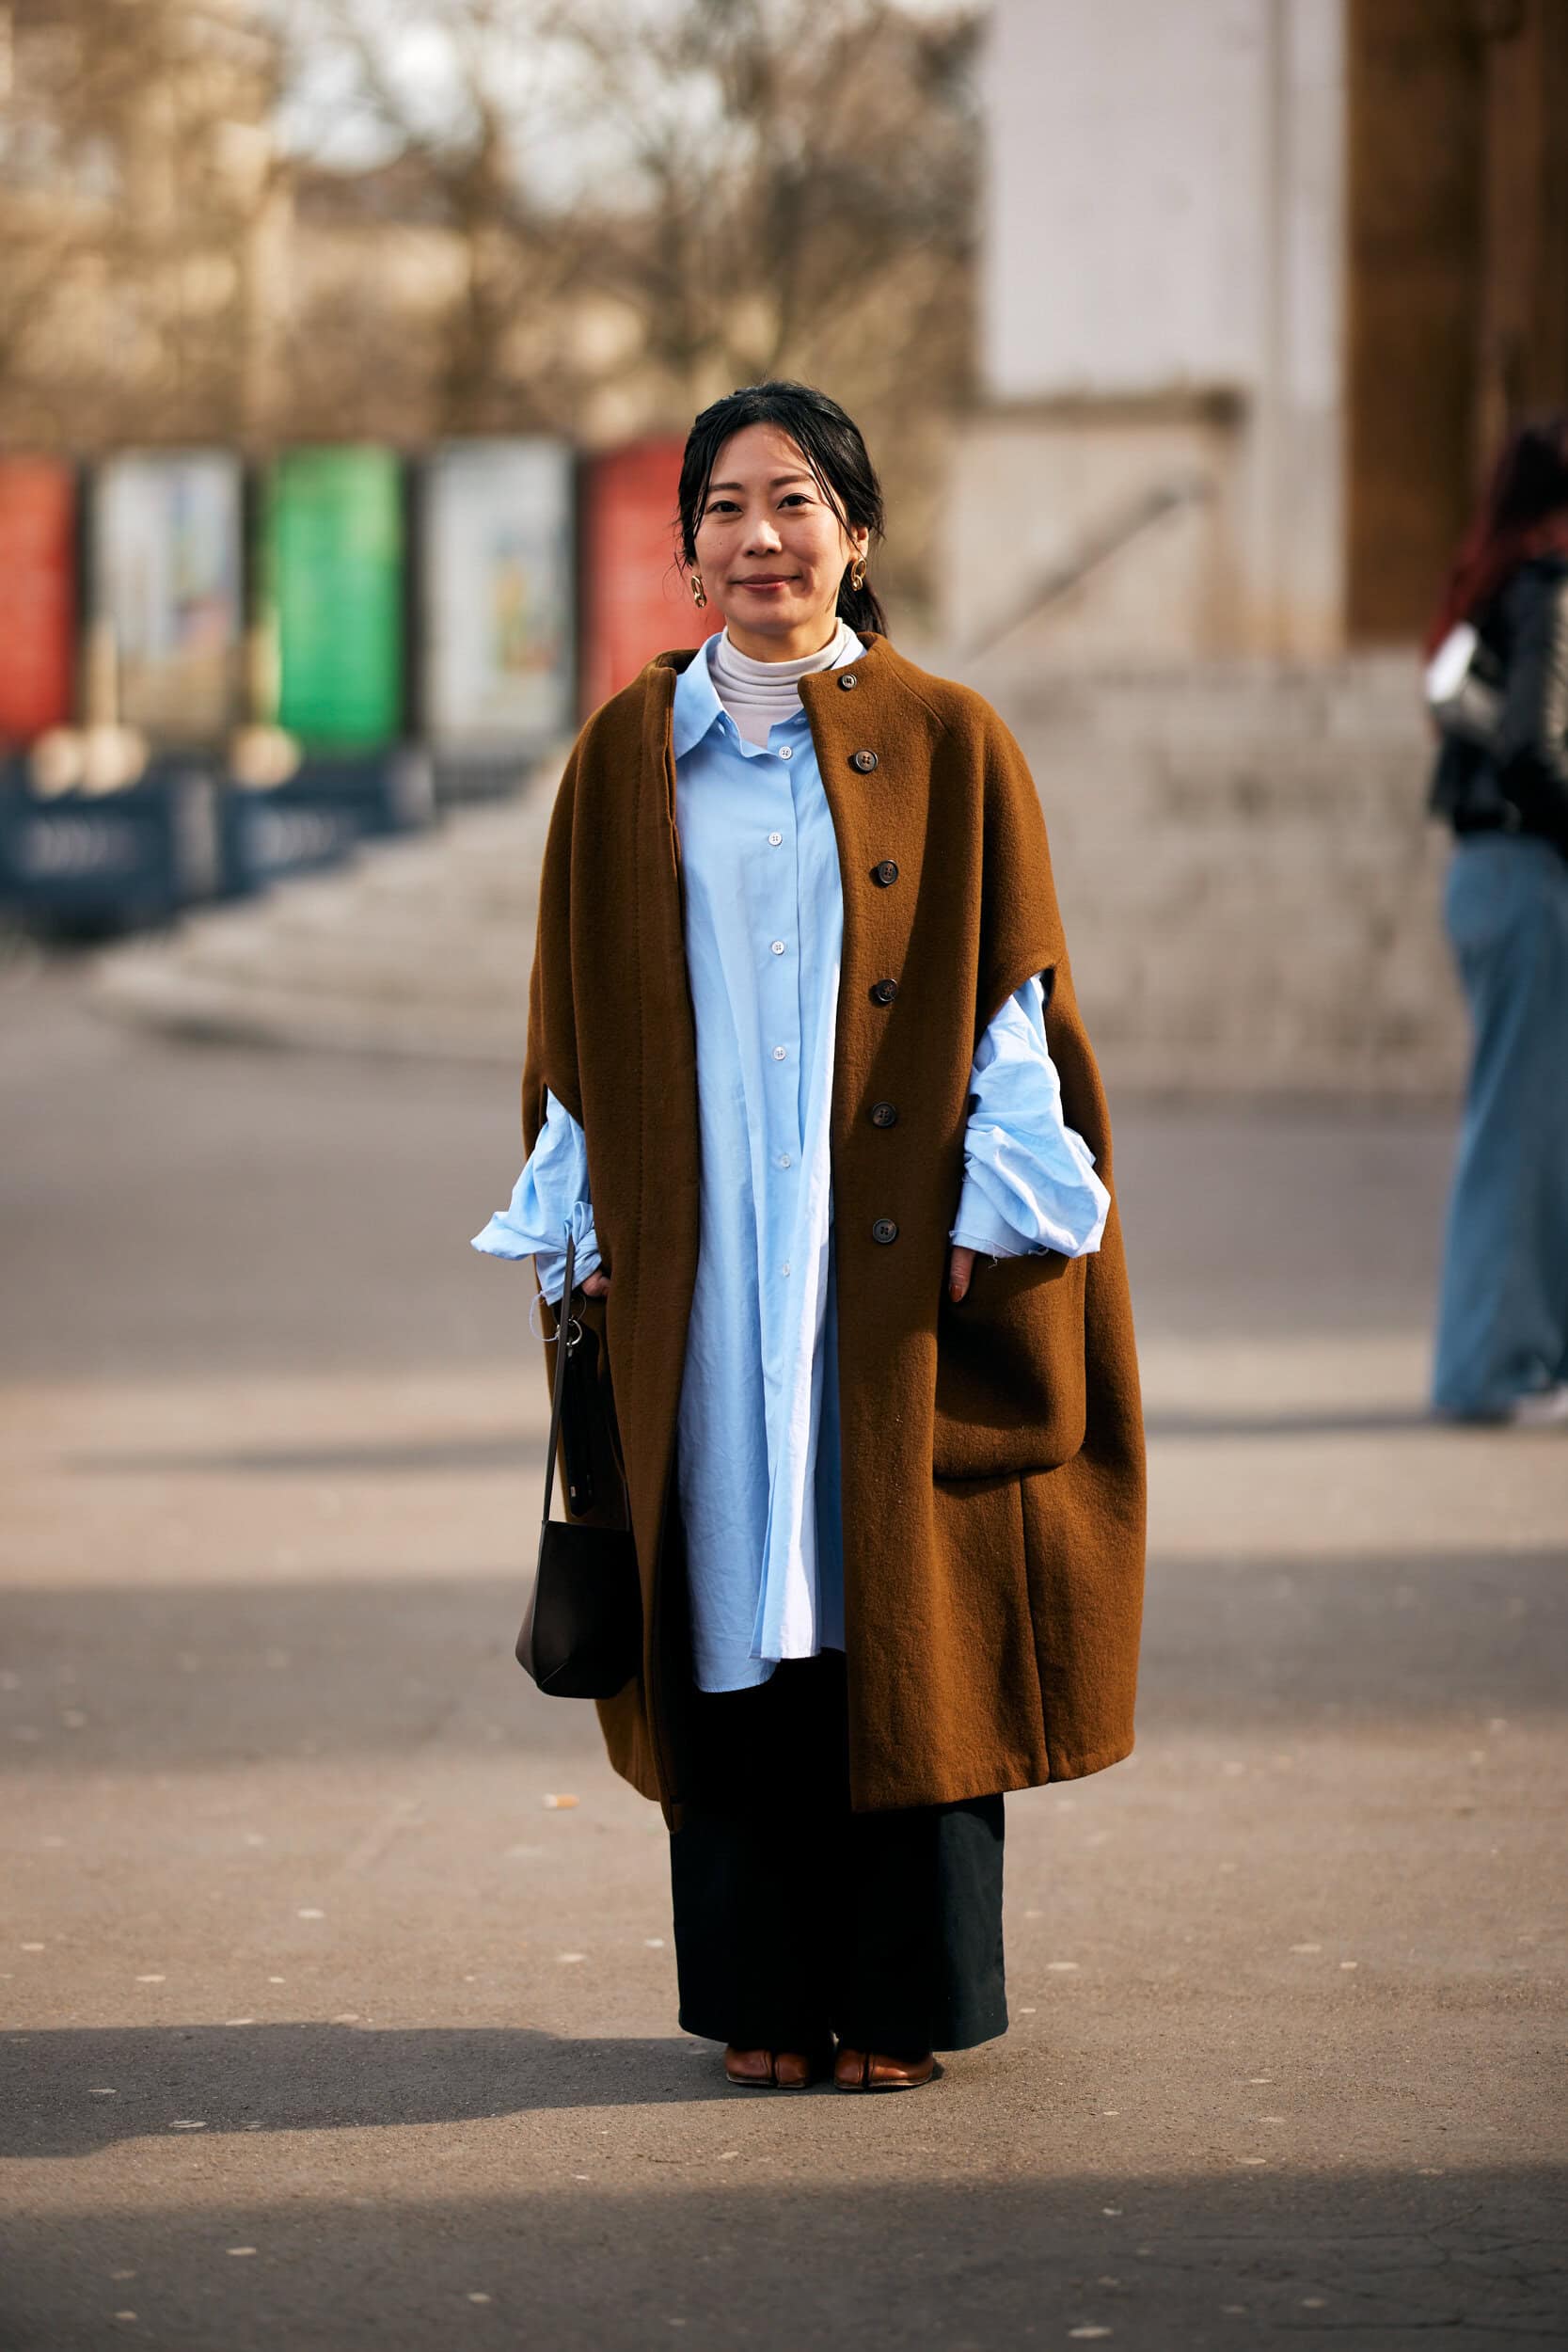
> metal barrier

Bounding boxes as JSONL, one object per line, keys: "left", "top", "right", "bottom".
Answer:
{"left": 216, "top": 746, "right": 436, "bottom": 898}
{"left": 0, "top": 763, "right": 222, "bottom": 935}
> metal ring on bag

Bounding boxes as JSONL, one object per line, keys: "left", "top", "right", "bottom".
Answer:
{"left": 529, "top": 1289, "right": 584, "bottom": 1347}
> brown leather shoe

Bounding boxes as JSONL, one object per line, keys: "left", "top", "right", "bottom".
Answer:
{"left": 833, "top": 2046, "right": 937, "bottom": 2091}
{"left": 724, "top": 2044, "right": 831, "bottom": 2089}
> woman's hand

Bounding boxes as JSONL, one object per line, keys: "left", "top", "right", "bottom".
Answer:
{"left": 581, "top": 1267, "right": 611, "bottom": 1296}
{"left": 946, "top": 1245, "right": 976, "bottom": 1304}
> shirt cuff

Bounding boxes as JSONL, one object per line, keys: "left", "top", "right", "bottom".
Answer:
{"left": 949, "top": 1234, "right": 1021, "bottom": 1262}
{"left": 470, "top": 1086, "right": 598, "bottom": 1302}
{"left": 473, "top": 1200, "right": 600, "bottom": 1298}
{"left": 948, "top": 1176, "right": 1031, "bottom": 1259}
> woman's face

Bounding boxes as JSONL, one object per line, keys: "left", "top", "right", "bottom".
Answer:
{"left": 691, "top": 422, "right": 870, "bottom": 660}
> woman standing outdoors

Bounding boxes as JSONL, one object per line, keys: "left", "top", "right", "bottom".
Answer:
{"left": 1426, "top": 414, "right": 1568, "bottom": 1426}
{"left": 475, "top": 382, "right": 1146, "bottom": 2090}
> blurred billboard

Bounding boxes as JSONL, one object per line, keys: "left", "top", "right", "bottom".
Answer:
{"left": 421, "top": 439, "right": 576, "bottom": 755}
{"left": 92, "top": 452, "right": 244, "bottom": 744}
{"left": 0, "top": 460, "right": 77, "bottom": 747}
{"left": 578, "top": 437, "right": 716, "bottom": 719}
{"left": 263, "top": 448, "right": 404, "bottom": 751}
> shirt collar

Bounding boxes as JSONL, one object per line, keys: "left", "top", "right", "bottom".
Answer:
{"left": 671, "top": 632, "right": 728, "bottom": 760}
{"left": 671, "top": 624, "right": 860, "bottom": 761}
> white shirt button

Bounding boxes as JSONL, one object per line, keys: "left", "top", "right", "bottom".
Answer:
{"left": 772, "top": 1045, "right": 787, "bottom": 1060}
{"left": 779, "top": 744, "right": 793, "bottom": 758}
{"left": 777, "top": 1152, "right": 792, "bottom": 1168}
{"left": 781, "top": 1263, "right": 791, "bottom": 1277}
{"left": 768, "top": 831, "right": 783, "bottom": 846}
{"left": 769, "top": 939, "right": 785, "bottom": 955}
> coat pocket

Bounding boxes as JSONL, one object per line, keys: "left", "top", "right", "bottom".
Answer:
{"left": 932, "top": 1248, "right": 1087, "bottom": 1479}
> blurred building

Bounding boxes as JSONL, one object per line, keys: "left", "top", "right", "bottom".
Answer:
{"left": 947, "top": 0, "right": 1568, "bottom": 1093}
{"left": 951, "top": 0, "right": 1568, "bottom": 663}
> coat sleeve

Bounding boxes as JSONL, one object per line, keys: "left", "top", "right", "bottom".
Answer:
{"left": 971, "top": 702, "right": 1147, "bottom": 1771}
{"left": 974, "top": 706, "right": 1069, "bottom": 1042}
{"left": 972, "top": 702, "right": 1116, "bottom": 1177}
{"left": 520, "top": 739, "right": 589, "bottom": 1165}
{"left": 511, "top": 733, "right": 630, "bottom": 1526}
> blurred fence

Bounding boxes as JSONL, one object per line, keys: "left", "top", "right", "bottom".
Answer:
{"left": 0, "top": 434, "right": 708, "bottom": 938}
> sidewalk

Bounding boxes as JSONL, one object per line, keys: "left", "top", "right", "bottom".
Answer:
{"left": 1, "top": 964, "right": 1562, "bottom": 2350}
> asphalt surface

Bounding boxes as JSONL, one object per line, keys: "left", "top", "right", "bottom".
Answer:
{"left": 1, "top": 960, "right": 1564, "bottom": 2351}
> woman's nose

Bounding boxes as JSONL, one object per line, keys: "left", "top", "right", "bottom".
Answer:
{"left": 745, "top": 517, "right": 784, "bottom": 553}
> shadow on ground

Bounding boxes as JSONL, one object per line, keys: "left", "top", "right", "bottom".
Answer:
{"left": 1, "top": 2165, "right": 1561, "bottom": 2350}
{"left": 0, "top": 2026, "right": 740, "bottom": 2155}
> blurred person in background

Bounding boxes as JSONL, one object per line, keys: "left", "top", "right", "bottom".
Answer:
{"left": 1425, "top": 413, "right": 1568, "bottom": 1426}
{"left": 474, "top": 382, "right": 1145, "bottom": 2093}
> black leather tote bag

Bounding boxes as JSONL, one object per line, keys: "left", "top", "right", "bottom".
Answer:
{"left": 516, "top": 1228, "right": 641, "bottom": 1698}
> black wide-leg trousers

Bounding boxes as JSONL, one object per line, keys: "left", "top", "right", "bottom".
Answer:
{"left": 668, "top": 1649, "right": 1007, "bottom": 2054}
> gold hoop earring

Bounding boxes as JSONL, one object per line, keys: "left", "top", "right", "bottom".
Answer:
{"left": 689, "top": 571, "right": 707, "bottom": 610}
{"left": 849, "top": 557, "right": 866, "bottom": 592}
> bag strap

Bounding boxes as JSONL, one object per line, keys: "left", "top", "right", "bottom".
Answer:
{"left": 539, "top": 1226, "right": 577, "bottom": 1532}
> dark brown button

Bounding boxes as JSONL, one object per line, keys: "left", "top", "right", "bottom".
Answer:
{"left": 838, "top": 672, "right": 858, "bottom": 690}
{"left": 850, "top": 749, "right": 879, "bottom": 773}
{"left": 870, "top": 977, "right": 899, "bottom": 1006}
{"left": 871, "top": 1217, "right": 898, "bottom": 1245}
{"left": 872, "top": 859, "right": 898, "bottom": 886}
{"left": 869, "top": 1101, "right": 898, "bottom": 1128}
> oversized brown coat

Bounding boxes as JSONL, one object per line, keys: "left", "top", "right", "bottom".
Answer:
{"left": 519, "top": 628, "right": 1145, "bottom": 1828}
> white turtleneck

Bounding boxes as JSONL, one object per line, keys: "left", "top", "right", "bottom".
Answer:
{"left": 706, "top": 615, "right": 863, "bottom": 748}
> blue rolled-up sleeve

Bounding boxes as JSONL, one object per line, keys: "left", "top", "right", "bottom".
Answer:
{"left": 949, "top": 974, "right": 1110, "bottom": 1261}
{"left": 470, "top": 1085, "right": 601, "bottom": 1304}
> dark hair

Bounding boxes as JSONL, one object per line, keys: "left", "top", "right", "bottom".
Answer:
{"left": 1426, "top": 410, "right": 1568, "bottom": 655}
{"left": 675, "top": 380, "right": 888, "bottom": 638}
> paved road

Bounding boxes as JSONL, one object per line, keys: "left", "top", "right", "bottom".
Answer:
{"left": 1, "top": 962, "right": 1563, "bottom": 2351}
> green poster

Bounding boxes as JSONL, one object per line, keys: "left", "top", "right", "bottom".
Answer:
{"left": 264, "top": 448, "right": 403, "bottom": 748}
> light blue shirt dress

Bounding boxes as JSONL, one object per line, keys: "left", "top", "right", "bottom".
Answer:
{"left": 474, "top": 627, "right": 1110, "bottom": 1692}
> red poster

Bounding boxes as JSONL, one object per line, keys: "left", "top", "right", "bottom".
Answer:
{"left": 578, "top": 438, "right": 719, "bottom": 719}
{"left": 0, "top": 459, "right": 76, "bottom": 743}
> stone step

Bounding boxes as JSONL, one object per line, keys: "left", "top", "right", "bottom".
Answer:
{"left": 89, "top": 775, "right": 558, "bottom": 1058}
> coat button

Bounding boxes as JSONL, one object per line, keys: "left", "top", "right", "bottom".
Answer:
{"left": 838, "top": 672, "right": 858, "bottom": 690}
{"left": 869, "top": 977, "right": 899, "bottom": 1005}
{"left": 872, "top": 859, "right": 898, "bottom": 886}
{"left": 869, "top": 1100, "right": 898, "bottom": 1127}
{"left": 850, "top": 749, "right": 879, "bottom": 772}
{"left": 871, "top": 1217, "right": 898, "bottom": 1245}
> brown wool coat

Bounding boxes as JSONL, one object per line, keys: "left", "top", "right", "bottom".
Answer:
{"left": 519, "top": 628, "right": 1146, "bottom": 1827}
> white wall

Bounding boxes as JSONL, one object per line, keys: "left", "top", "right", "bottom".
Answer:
{"left": 982, "top": 0, "right": 1268, "bottom": 399}
{"left": 964, "top": 0, "right": 1347, "bottom": 661}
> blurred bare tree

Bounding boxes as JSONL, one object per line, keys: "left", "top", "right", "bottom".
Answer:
{"left": 0, "top": 0, "right": 284, "bottom": 443}
{"left": 0, "top": 0, "right": 979, "bottom": 613}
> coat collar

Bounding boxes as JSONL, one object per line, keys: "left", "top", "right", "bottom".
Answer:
{"left": 653, "top": 627, "right": 882, "bottom": 743}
